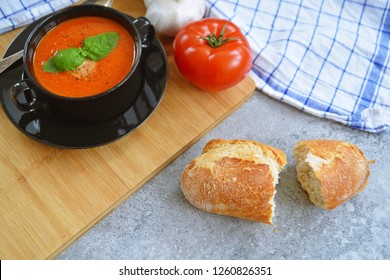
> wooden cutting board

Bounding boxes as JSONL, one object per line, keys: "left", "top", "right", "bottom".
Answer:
{"left": 0, "top": 0, "right": 255, "bottom": 259}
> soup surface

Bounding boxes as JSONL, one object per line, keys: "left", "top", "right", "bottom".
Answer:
{"left": 33, "top": 16, "right": 135, "bottom": 98}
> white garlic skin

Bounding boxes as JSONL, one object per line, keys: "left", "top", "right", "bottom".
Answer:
{"left": 144, "top": 0, "right": 206, "bottom": 36}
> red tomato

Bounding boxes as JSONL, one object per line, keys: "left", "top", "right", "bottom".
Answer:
{"left": 173, "top": 18, "right": 252, "bottom": 92}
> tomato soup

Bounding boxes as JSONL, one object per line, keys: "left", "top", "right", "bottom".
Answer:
{"left": 33, "top": 16, "right": 135, "bottom": 98}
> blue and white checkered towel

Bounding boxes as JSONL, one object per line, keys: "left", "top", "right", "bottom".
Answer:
{"left": 0, "top": 0, "right": 76, "bottom": 34}
{"left": 206, "top": 0, "right": 390, "bottom": 133}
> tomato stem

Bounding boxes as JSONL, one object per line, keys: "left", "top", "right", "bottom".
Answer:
{"left": 201, "top": 23, "right": 241, "bottom": 48}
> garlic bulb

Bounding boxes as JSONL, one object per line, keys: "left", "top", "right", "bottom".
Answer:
{"left": 144, "top": 0, "right": 205, "bottom": 36}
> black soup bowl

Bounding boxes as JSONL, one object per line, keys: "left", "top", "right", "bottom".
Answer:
{"left": 9, "top": 5, "right": 155, "bottom": 123}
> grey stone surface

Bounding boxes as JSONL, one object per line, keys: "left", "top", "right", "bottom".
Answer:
{"left": 57, "top": 90, "right": 390, "bottom": 260}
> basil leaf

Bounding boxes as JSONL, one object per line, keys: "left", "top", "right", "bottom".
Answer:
{"left": 43, "top": 48, "right": 85, "bottom": 73}
{"left": 42, "top": 32, "right": 120, "bottom": 73}
{"left": 53, "top": 48, "right": 85, "bottom": 71}
{"left": 83, "top": 32, "right": 119, "bottom": 61}
{"left": 42, "top": 57, "right": 60, "bottom": 73}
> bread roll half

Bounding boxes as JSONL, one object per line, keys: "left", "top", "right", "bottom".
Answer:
{"left": 180, "top": 139, "right": 287, "bottom": 224}
{"left": 294, "top": 139, "right": 373, "bottom": 210}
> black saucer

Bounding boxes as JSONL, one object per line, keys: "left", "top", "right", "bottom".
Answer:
{"left": 0, "top": 15, "right": 167, "bottom": 149}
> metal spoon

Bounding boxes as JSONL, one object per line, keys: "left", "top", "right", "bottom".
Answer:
{"left": 0, "top": 0, "right": 113, "bottom": 75}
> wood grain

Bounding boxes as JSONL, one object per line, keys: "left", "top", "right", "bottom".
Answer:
{"left": 0, "top": 0, "right": 255, "bottom": 259}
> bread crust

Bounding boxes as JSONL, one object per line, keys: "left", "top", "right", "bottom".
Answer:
{"left": 181, "top": 139, "right": 287, "bottom": 224}
{"left": 294, "top": 139, "right": 373, "bottom": 209}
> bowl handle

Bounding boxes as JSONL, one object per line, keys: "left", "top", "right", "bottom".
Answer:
{"left": 133, "top": 17, "right": 155, "bottom": 48}
{"left": 10, "top": 80, "right": 42, "bottom": 112}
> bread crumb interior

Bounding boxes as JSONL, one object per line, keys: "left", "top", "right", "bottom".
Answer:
{"left": 294, "top": 145, "right": 326, "bottom": 208}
